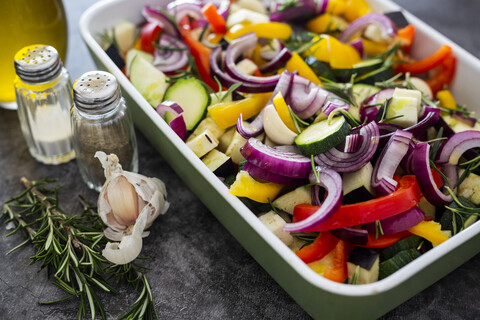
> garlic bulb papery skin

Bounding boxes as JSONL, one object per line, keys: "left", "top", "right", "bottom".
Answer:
{"left": 95, "top": 151, "right": 169, "bottom": 264}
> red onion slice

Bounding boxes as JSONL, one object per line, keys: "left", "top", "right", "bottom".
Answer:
{"left": 156, "top": 100, "right": 183, "bottom": 117}
{"left": 258, "top": 48, "right": 292, "bottom": 74}
{"left": 156, "top": 101, "right": 187, "bottom": 140}
{"left": 167, "top": 0, "right": 206, "bottom": 26}
{"left": 379, "top": 109, "right": 441, "bottom": 142}
{"left": 260, "top": 39, "right": 285, "bottom": 61}
{"left": 224, "top": 33, "right": 280, "bottom": 91}
{"left": 322, "top": 100, "right": 350, "bottom": 116}
{"left": 365, "top": 207, "right": 425, "bottom": 235}
{"left": 240, "top": 138, "right": 312, "bottom": 178}
{"left": 372, "top": 130, "right": 412, "bottom": 197}
{"left": 413, "top": 142, "right": 452, "bottom": 206}
{"left": 235, "top": 71, "right": 296, "bottom": 138}
{"left": 350, "top": 39, "right": 364, "bottom": 57}
{"left": 242, "top": 162, "right": 306, "bottom": 186}
{"left": 399, "top": 140, "right": 416, "bottom": 174}
{"left": 360, "top": 88, "right": 395, "bottom": 123}
{"left": 287, "top": 75, "right": 330, "bottom": 119}
{"left": 330, "top": 228, "right": 368, "bottom": 245}
{"left": 153, "top": 34, "right": 189, "bottom": 74}
{"left": 344, "top": 134, "right": 363, "bottom": 153}
{"left": 210, "top": 47, "right": 268, "bottom": 93}
{"left": 436, "top": 130, "right": 480, "bottom": 165}
{"left": 215, "top": 0, "right": 230, "bottom": 20}
{"left": 283, "top": 166, "right": 342, "bottom": 233}
{"left": 269, "top": 0, "right": 317, "bottom": 22}
{"left": 338, "top": 13, "right": 397, "bottom": 43}
{"left": 142, "top": 6, "right": 181, "bottom": 38}
{"left": 315, "top": 121, "right": 380, "bottom": 172}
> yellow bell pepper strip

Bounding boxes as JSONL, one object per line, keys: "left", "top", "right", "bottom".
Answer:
{"left": 330, "top": 41, "right": 361, "bottom": 69}
{"left": 208, "top": 92, "right": 271, "bottom": 129}
{"left": 306, "top": 36, "right": 361, "bottom": 69}
{"left": 361, "top": 38, "right": 389, "bottom": 56}
{"left": 272, "top": 92, "right": 299, "bottom": 133}
{"left": 343, "top": 0, "right": 372, "bottom": 22}
{"left": 326, "top": 0, "right": 347, "bottom": 16}
{"left": 306, "top": 13, "right": 348, "bottom": 34}
{"left": 285, "top": 52, "right": 322, "bottom": 85}
{"left": 229, "top": 171, "right": 284, "bottom": 203}
{"left": 225, "top": 22, "right": 293, "bottom": 41}
{"left": 408, "top": 220, "right": 449, "bottom": 246}
{"left": 436, "top": 90, "right": 457, "bottom": 110}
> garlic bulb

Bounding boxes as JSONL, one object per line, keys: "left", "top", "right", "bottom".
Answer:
{"left": 95, "top": 151, "right": 169, "bottom": 264}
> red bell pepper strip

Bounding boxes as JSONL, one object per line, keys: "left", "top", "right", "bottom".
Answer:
{"left": 396, "top": 44, "right": 452, "bottom": 74}
{"left": 140, "top": 22, "right": 162, "bottom": 54}
{"left": 293, "top": 172, "right": 443, "bottom": 232}
{"left": 323, "top": 240, "right": 348, "bottom": 283}
{"left": 427, "top": 55, "right": 457, "bottom": 94}
{"left": 202, "top": 3, "right": 227, "bottom": 34}
{"left": 180, "top": 28, "right": 220, "bottom": 91}
{"left": 293, "top": 175, "right": 423, "bottom": 232}
{"left": 397, "top": 25, "right": 415, "bottom": 54}
{"left": 296, "top": 232, "right": 339, "bottom": 264}
{"left": 358, "top": 231, "right": 411, "bottom": 248}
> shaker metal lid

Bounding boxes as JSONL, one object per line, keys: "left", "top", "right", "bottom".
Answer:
{"left": 14, "top": 44, "right": 62, "bottom": 83}
{"left": 73, "top": 71, "right": 121, "bottom": 112}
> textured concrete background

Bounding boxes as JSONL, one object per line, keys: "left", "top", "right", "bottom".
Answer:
{"left": 0, "top": 0, "right": 479, "bottom": 319}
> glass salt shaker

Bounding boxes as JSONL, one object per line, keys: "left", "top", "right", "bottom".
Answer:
{"left": 71, "top": 71, "right": 138, "bottom": 191}
{"left": 14, "top": 44, "right": 75, "bottom": 164}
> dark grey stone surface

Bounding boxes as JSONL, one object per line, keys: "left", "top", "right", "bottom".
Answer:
{"left": 0, "top": 0, "right": 479, "bottom": 319}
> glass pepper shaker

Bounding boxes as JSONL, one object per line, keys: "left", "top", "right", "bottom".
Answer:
{"left": 14, "top": 44, "right": 75, "bottom": 164}
{"left": 71, "top": 71, "right": 138, "bottom": 191}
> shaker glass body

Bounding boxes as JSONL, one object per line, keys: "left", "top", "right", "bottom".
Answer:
{"left": 14, "top": 45, "right": 75, "bottom": 165}
{"left": 71, "top": 71, "right": 138, "bottom": 191}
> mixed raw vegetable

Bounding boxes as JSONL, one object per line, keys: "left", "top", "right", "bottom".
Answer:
{"left": 100, "top": 0, "right": 480, "bottom": 284}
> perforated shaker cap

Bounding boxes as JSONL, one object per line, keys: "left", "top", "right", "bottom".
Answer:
{"left": 14, "top": 44, "right": 63, "bottom": 83}
{"left": 73, "top": 71, "right": 121, "bottom": 113}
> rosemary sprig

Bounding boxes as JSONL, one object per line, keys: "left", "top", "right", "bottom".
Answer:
{"left": 1, "top": 178, "right": 159, "bottom": 320}
{"left": 311, "top": 155, "right": 320, "bottom": 183}
{"left": 376, "top": 98, "right": 392, "bottom": 123}
{"left": 321, "top": 78, "right": 356, "bottom": 107}
{"left": 350, "top": 265, "right": 360, "bottom": 285}
{"left": 429, "top": 127, "right": 444, "bottom": 161}
{"left": 291, "top": 232, "right": 319, "bottom": 244}
{"left": 278, "top": 0, "right": 300, "bottom": 12}
{"left": 375, "top": 220, "right": 384, "bottom": 240}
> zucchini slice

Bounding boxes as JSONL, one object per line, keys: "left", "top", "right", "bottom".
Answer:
{"left": 295, "top": 116, "right": 350, "bottom": 156}
{"left": 332, "top": 58, "right": 384, "bottom": 81}
{"left": 164, "top": 78, "right": 211, "bottom": 130}
{"left": 355, "top": 66, "right": 395, "bottom": 85}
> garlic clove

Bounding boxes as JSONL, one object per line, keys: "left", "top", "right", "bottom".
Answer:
{"left": 102, "top": 202, "right": 147, "bottom": 265}
{"left": 106, "top": 175, "right": 139, "bottom": 226}
{"left": 102, "top": 234, "right": 143, "bottom": 265}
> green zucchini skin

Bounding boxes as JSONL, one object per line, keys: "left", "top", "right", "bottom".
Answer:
{"left": 295, "top": 116, "right": 350, "bottom": 156}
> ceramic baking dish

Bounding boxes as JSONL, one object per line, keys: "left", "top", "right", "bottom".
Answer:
{"left": 79, "top": 1, "right": 480, "bottom": 318}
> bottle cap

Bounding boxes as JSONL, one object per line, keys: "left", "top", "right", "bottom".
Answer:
{"left": 14, "top": 44, "right": 62, "bottom": 83}
{"left": 73, "top": 71, "right": 121, "bottom": 113}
